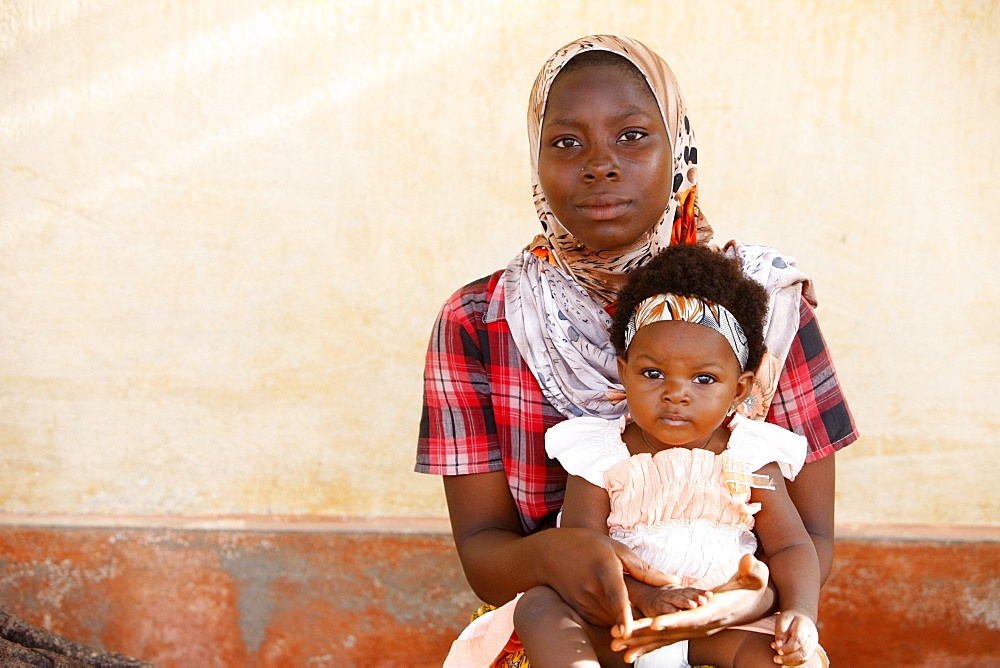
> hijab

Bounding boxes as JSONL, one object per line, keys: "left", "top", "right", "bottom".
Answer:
{"left": 525, "top": 34, "right": 711, "bottom": 304}
{"left": 503, "top": 35, "right": 808, "bottom": 421}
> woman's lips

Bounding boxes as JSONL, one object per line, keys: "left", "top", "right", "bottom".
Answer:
{"left": 576, "top": 196, "right": 631, "bottom": 221}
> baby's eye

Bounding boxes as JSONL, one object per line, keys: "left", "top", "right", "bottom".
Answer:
{"left": 641, "top": 369, "right": 664, "bottom": 380}
{"left": 553, "top": 137, "right": 581, "bottom": 149}
{"left": 618, "top": 130, "right": 646, "bottom": 142}
{"left": 693, "top": 374, "right": 717, "bottom": 384}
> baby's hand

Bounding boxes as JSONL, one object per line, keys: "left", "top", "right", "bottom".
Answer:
{"left": 635, "top": 584, "right": 712, "bottom": 618}
{"left": 772, "top": 608, "right": 818, "bottom": 665}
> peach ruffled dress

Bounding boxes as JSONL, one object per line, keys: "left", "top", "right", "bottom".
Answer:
{"left": 551, "top": 413, "right": 806, "bottom": 591}
{"left": 443, "top": 414, "right": 806, "bottom": 668}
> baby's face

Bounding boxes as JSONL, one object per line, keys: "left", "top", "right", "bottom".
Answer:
{"left": 618, "top": 320, "right": 750, "bottom": 451}
{"left": 537, "top": 62, "right": 672, "bottom": 252}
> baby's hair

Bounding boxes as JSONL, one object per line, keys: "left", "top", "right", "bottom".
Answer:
{"left": 610, "top": 244, "right": 769, "bottom": 373}
{"left": 555, "top": 49, "right": 649, "bottom": 90}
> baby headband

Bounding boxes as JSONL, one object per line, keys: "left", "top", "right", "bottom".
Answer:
{"left": 625, "top": 293, "right": 750, "bottom": 371}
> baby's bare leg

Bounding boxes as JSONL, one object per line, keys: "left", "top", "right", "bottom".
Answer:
{"left": 514, "top": 586, "right": 600, "bottom": 667}
{"left": 690, "top": 629, "right": 825, "bottom": 667}
{"left": 611, "top": 555, "right": 771, "bottom": 663}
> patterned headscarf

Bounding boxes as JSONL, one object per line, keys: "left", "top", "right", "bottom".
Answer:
{"left": 625, "top": 294, "right": 751, "bottom": 372}
{"left": 525, "top": 34, "right": 712, "bottom": 304}
{"left": 501, "top": 36, "right": 810, "bottom": 421}
{"left": 503, "top": 35, "right": 707, "bottom": 419}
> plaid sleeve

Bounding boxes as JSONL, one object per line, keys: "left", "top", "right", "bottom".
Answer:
{"left": 766, "top": 298, "right": 859, "bottom": 462}
{"left": 416, "top": 278, "right": 504, "bottom": 476}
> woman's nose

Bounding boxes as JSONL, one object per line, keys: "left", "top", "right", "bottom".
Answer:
{"left": 581, "top": 145, "right": 619, "bottom": 180}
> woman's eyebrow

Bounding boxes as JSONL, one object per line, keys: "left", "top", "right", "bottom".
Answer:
{"left": 544, "top": 106, "right": 655, "bottom": 130}
{"left": 612, "top": 106, "right": 655, "bottom": 123}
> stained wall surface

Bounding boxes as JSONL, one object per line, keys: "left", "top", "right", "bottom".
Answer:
{"left": 2, "top": 1, "right": 999, "bottom": 527}
{"left": 1, "top": 522, "right": 997, "bottom": 666}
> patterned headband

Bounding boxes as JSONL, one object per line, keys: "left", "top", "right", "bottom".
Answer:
{"left": 625, "top": 293, "right": 750, "bottom": 371}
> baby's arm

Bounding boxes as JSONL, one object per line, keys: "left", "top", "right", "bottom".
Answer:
{"left": 784, "top": 453, "right": 836, "bottom": 583}
{"left": 751, "top": 462, "right": 821, "bottom": 666}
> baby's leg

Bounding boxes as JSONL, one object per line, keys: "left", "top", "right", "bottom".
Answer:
{"left": 610, "top": 555, "right": 771, "bottom": 663}
{"left": 690, "top": 629, "right": 825, "bottom": 667}
{"left": 514, "top": 586, "right": 601, "bottom": 667}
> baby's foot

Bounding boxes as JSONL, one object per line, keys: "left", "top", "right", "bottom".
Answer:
{"left": 710, "top": 553, "right": 768, "bottom": 595}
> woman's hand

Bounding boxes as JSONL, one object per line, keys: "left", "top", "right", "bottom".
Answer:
{"left": 610, "top": 553, "right": 771, "bottom": 663}
{"left": 539, "top": 528, "right": 678, "bottom": 636}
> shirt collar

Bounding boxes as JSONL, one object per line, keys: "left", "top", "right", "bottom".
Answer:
{"left": 484, "top": 271, "right": 506, "bottom": 324}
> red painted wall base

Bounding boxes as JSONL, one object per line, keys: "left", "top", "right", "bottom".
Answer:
{"left": 0, "top": 518, "right": 997, "bottom": 666}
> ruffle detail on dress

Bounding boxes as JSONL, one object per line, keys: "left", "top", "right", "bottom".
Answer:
{"left": 604, "top": 448, "right": 757, "bottom": 532}
{"left": 545, "top": 415, "right": 629, "bottom": 489}
{"left": 726, "top": 413, "right": 807, "bottom": 481}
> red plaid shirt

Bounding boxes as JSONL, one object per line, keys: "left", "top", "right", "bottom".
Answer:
{"left": 416, "top": 271, "right": 858, "bottom": 533}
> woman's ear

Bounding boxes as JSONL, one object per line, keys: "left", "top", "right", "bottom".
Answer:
{"left": 734, "top": 371, "right": 755, "bottom": 406}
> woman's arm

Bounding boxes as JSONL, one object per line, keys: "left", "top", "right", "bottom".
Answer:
{"left": 443, "top": 471, "right": 542, "bottom": 604}
{"left": 443, "top": 471, "right": 669, "bottom": 631}
{"left": 785, "top": 453, "right": 836, "bottom": 583}
{"left": 769, "top": 299, "right": 855, "bottom": 584}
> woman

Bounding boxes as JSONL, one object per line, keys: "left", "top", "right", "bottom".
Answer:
{"left": 417, "top": 34, "right": 857, "bottom": 663}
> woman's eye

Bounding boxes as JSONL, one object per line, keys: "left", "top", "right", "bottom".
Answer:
{"left": 553, "top": 137, "right": 581, "bottom": 149}
{"left": 693, "top": 374, "right": 716, "bottom": 384}
{"left": 641, "top": 369, "right": 664, "bottom": 380}
{"left": 619, "top": 130, "right": 646, "bottom": 142}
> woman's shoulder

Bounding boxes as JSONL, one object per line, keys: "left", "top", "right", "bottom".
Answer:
{"left": 437, "top": 270, "right": 505, "bottom": 322}
{"left": 443, "top": 270, "right": 504, "bottom": 305}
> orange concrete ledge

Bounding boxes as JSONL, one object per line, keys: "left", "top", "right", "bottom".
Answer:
{"left": 0, "top": 517, "right": 998, "bottom": 666}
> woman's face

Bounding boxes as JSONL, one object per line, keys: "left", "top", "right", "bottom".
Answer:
{"left": 537, "top": 62, "right": 672, "bottom": 252}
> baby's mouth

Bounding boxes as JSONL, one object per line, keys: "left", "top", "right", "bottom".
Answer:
{"left": 658, "top": 414, "right": 688, "bottom": 426}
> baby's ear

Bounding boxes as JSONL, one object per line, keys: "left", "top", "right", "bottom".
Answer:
{"left": 616, "top": 355, "right": 628, "bottom": 379}
{"left": 734, "top": 370, "right": 755, "bottom": 405}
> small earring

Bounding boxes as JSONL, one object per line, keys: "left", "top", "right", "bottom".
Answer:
{"left": 726, "top": 405, "right": 736, "bottom": 418}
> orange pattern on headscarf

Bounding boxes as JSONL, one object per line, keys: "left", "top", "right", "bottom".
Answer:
{"left": 529, "top": 243, "right": 556, "bottom": 265}
{"left": 671, "top": 185, "right": 699, "bottom": 246}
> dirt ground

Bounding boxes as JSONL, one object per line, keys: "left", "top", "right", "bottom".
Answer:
{"left": 0, "top": 610, "right": 154, "bottom": 668}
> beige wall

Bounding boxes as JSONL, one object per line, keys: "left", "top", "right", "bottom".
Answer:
{"left": 2, "top": 1, "right": 997, "bottom": 526}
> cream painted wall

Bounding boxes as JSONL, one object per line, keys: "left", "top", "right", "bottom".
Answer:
{"left": 2, "top": 1, "right": 997, "bottom": 525}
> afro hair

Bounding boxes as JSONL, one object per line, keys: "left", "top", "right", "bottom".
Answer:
{"left": 610, "top": 244, "right": 769, "bottom": 373}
